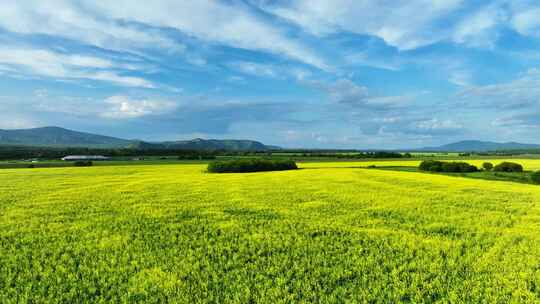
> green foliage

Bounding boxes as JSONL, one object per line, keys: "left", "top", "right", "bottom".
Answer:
{"left": 493, "top": 162, "right": 523, "bottom": 173}
{"left": 531, "top": 171, "right": 540, "bottom": 184}
{"left": 73, "top": 160, "right": 93, "bottom": 167}
{"left": 208, "top": 159, "right": 297, "bottom": 173}
{"left": 419, "top": 160, "right": 444, "bottom": 172}
{"left": 482, "top": 162, "right": 494, "bottom": 171}
{"left": 441, "top": 162, "right": 478, "bottom": 173}
{"left": 419, "top": 160, "right": 478, "bottom": 173}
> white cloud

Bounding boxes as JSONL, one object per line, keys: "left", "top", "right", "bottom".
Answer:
{"left": 90, "top": 1, "right": 327, "bottom": 69}
{"left": 456, "top": 68, "right": 540, "bottom": 109}
{"left": 320, "top": 78, "right": 411, "bottom": 110}
{"left": 326, "top": 79, "right": 369, "bottom": 105}
{"left": 261, "top": 0, "right": 464, "bottom": 50}
{"left": 0, "top": 47, "right": 154, "bottom": 88}
{"left": 227, "top": 61, "right": 314, "bottom": 82}
{"left": 0, "top": 115, "right": 37, "bottom": 129}
{"left": 85, "top": 72, "right": 154, "bottom": 89}
{"left": 230, "top": 62, "right": 278, "bottom": 78}
{"left": 0, "top": 1, "right": 326, "bottom": 70}
{"left": 261, "top": 0, "right": 540, "bottom": 51}
{"left": 449, "top": 70, "right": 473, "bottom": 87}
{"left": 0, "top": 1, "right": 185, "bottom": 53}
{"left": 416, "top": 118, "right": 463, "bottom": 131}
{"left": 101, "top": 95, "right": 177, "bottom": 119}
{"left": 344, "top": 52, "right": 401, "bottom": 71}
{"left": 510, "top": 6, "right": 540, "bottom": 37}
{"left": 452, "top": 5, "right": 506, "bottom": 48}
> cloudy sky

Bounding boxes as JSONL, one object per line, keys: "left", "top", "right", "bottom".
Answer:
{"left": 1, "top": 1, "right": 540, "bottom": 148}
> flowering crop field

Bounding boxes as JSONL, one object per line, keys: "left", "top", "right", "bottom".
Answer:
{"left": 302, "top": 159, "right": 540, "bottom": 170}
{"left": 1, "top": 162, "right": 540, "bottom": 302}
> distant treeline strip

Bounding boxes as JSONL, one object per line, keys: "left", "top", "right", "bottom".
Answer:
{"left": 0, "top": 146, "right": 221, "bottom": 160}
{"left": 0, "top": 146, "right": 414, "bottom": 160}
{"left": 299, "top": 152, "right": 412, "bottom": 159}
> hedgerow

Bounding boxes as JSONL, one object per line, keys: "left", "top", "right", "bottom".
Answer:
{"left": 419, "top": 160, "right": 478, "bottom": 173}
{"left": 531, "top": 171, "right": 540, "bottom": 184}
{"left": 482, "top": 162, "right": 494, "bottom": 171}
{"left": 207, "top": 159, "right": 298, "bottom": 173}
{"left": 73, "top": 160, "right": 93, "bottom": 167}
{"left": 493, "top": 162, "right": 523, "bottom": 173}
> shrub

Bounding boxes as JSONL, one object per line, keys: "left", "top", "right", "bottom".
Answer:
{"left": 419, "top": 160, "right": 478, "bottom": 173}
{"left": 419, "top": 160, "right": 444, "bottom": 172}
{"left": 207, "top": 159, "right": 297, "bottom": 173}
{"left": 442, "top": 162, "right": 478, "bottom": 173}
{"left": 73, "top": 160, "right": 93, "bottom": 167}
{"left": 493, "top": 162, "right": 523, "bottom": 173}
{"left": 482, "top": 162, "right": 494, "bottom": 171}
{"left": 531, "top": 171, "right": 540, "bottom": 184}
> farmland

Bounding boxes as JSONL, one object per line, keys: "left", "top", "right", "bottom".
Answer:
{"left": 1, "top": 161, "right": 540, "bottom": 302}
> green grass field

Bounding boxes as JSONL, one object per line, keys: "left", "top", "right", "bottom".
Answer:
{"left": 1, "top": 161, "right": 540, "bottom": 302}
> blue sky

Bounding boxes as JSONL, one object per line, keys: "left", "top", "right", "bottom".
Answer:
{"left": 1, "top": 0, "right": 540, "bottom": 148}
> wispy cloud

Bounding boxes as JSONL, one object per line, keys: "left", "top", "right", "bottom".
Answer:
{"left": 456, "top": 68, "right": 540, "bottom": 109}
{"left": 0, "top": 46, "right": 154, "bottom": 88}
{"left": 0, "top": 1, "right": 327, "bottom": 70}
{"left": 1, "top": 1, "right": 540, "bottom": 147}
{"left": 0, "top": 1, "right": 185, "bottom": 53}
{"left": 260, "top": 0, "right": 464, "bottom": 50}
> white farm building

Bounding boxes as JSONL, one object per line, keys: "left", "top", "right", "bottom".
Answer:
{"left": 61, "top": 155, "right": 110, "bottom": 161}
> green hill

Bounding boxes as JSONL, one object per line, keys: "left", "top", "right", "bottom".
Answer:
{"left": 0, "top": 126, "right": 131, "bottom": 148}
{"left": 0, "top": 126, "right": 276, "bottom": 151}
{"left": 422, "top": 140, "right": 540, "bottom": 152}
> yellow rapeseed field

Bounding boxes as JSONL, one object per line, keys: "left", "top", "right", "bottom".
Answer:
{"left": 1, "top": 161, "right": 539, "bottom": 302}
{"left": 302, "top": 159, "right": 540, "bottom": 170}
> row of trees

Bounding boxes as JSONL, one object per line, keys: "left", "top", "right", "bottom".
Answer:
{"left": 300, "top": 152, "right": 411, "bottom": 159}
{"left": 419, "top": 161, "right": 478, "bottom": 173}
{"left": 207, "top": 159, "right": 298, "bottom": 173}
{"left": 0, "top": 146, "right": 224, "bottom": 160}
{"left": 481, "top": 162, "right": 523, "bottom": 172}
{"left": 419, "top": 161, "right": 525, "bottom": 173}
{"left": 0, "top": 145, "right": 416, "bottom": 161}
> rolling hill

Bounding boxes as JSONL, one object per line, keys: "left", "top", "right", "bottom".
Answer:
{"left": 0, "top": 126, "right": 275, "bottom": 151}
{"left": 422, "top": 140, "right": 540, "bottom": 152}
{"left": 0, "top": 126, "right": 131, "bottom": 148}
{"left": 128, "top": 138, "right": 270, "bottom": 151}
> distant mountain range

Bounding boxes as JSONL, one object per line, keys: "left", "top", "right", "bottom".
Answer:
{"left": 2, "top": 127, "right": 538, "bottom": 153}
{"left": 0, "top": 127, "right": 276, "bottom": 151}
{"left": 422, "top": 140, "right": 540, "bottom": 152}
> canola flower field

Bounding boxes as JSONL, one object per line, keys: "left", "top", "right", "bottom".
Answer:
{"left": 1, "top": 161, "right": 540, "bottom": 302}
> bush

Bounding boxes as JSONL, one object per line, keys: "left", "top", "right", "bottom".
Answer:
{"left": 493, "top": 162, "right": 523, "bottom": 173}
{"left": 73, "top": 160, "right": 93, "bottom": 167}
{"left": 531, "top": 171, "right": 540, "bottom": 184}
{"left": 482, "top": 162, "right": 494, "bottom": 171}
{"left": 419, "top": 160, "right": 444, "bottom": 172}
{"left": 419, "top": 160, "right": 478, "bottom": 173}
{"left": 207, "top": 159, "right": 297, "bottom": 173}
{"left": 442, "top": 162, "right": 478, "bottom": 173}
